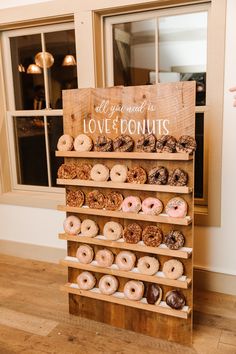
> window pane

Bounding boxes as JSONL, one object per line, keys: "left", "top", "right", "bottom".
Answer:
{"left": 10, "top": 35, "right": 46, "bottom": 110}
{"left": 14, "top": 116, "right": 48, "bottom": 186}
{"left": 195, "top": 113, "right": 204, "bottom": 198}
{"left": 113, "top": 19, "right": 156, "bottom": 86}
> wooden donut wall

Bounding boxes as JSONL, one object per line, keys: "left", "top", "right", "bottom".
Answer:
{"left": 57, "top": 83, "right": 195, "bottom": 346}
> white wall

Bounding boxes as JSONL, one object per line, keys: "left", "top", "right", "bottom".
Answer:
{"left": 0, "top": 0, "right": 53, "bottom": 10}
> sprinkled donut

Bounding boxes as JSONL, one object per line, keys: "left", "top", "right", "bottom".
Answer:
{"left": 81, "top": 219, "right": 99, "bottom": 237}
{"left": 123, "top": 223, "right": 142, "bottom": 244}
{"left": 136, "top": 133, "right": 156, "bottom": 152}
{"left": 95, "top": 249, "right": 114, "bottom": 267}
{"left": 127, "top": 166, "right": 147, "bottom": 184}
{"left": 166, "top": 290, "right": 186, "bottom": 310}
{"left": 163, "top": 259, "right": 184, "bottom": 280}
{"left": 148, "top": 166, "right": 168, "bottom": 185}
{"left": 176, "top": 135, "right": 196, "bottom": 154}
{"left": 91, "top": 164, "right": 110, "bottom": 182}
{"left": 164, "top": 230, "right": 185, "bottom": 250}
{"left": 113, "top": 135, "right": 134, "bottom": 152}
{"left": 99, "top": 275, "right": 118, "bottom": 295}
{"left": 76, "top": 244, "right": 94, "bottom": 264}
{"left": 121, "top": 196, "right": 142, "bottom": 213}
{"left": 104, "top": 191, "right": 123, "bottom": 211}
{"left": 87, "top": 190, "right": 105, "bottom": 209}
{"left": 165, "top": 197, "right": 187, "bottom": 218}
{"left": 77, "top": 271, "right": 96, "bottom": 290}
{"left": 142, "top": 225, "right": 163, "bottom": 247}
{"left": 156, "top": 135, "right": 177, "bottom": 153}
{"left": 66, "top": 189, "right": 84, "bottom": 207}
{"left": 141, "top": 197, "right": 163, "bottom": 215}
{"left": 115, "top": 251, "right": 136, "bottom": 271}
{"left": 110, "top": 164, "right": 128, "bottom": 183}
{"left": 57, "top": 163, "right": 77, "bottom": 179}
{"left": 76, "top": 163, "right": 92, "bottom": 180}
{"left": 74, "top": 134, "right": 93, "bottom": 152}
{"left": 168, "top": 168, "right": 188, "bottom": 186}
{"left": 103, "top": 221, "right": 123, "bottom": 241}
{"left": 57, "top": 134, "right": 74, "bottom": 151}
{"left": 124, "top": 280, "right": 144, "bottom": 301}
{"left": 137, "top": 256, "right": 159, "bottom": 275}
{"left": 63, "top": 215, "right": 81, "bottom": 235}
{"left": 94, "top": 136, "right": 113, "bottom": 152}
{"left": 146, "top": 284, "right": 162, "bottom": 305}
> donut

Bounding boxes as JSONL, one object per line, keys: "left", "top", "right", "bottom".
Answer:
{"left": 77, "top": 271, "right": 96, "bottom": 290}
{"left": 156, "top": 135, "right": 177, "bottom": 153}
{"left": 98, "top": 275, "right": 118, "bottom": 295}
{"left": 76, "top": 244, "right": 94, "bottom": 264}
{"left": 163, "top": 259, "right": 184, "bottom": 280}
{"left": 63, "top": 215, "right": 81, "bottom": 235}
{"left": 57, "top": 163, "right": 77, "bottom": 179}
{"left": 176, "top": 135, "right": 197, "bottom": 154}
{"left": 123, "top": 223, "right": 142, "bottom": 244}
{"left": 81, "top": 219, "right": 99, "bottom": 237}
{"left": 57, "top": 134, "right": 73, "bottom": 151}
{"left": 115, "top": 251, "right": 136, "bottom": 271}
{"left": 103, "top": 221, "right": 123, "bottom": 241}
{"left": 166, "top": 290, "right": 186, "bottom": 310}
{"left": 127, "top": 166, "right": 147, "bottom": 184}
{"left": 137, "top": 256, "right": 159, "bottom": 275}
{"left": 121, "top": 196, "right": 142, "bottom": 213}
{"left": 141, "top": 197, "right": 163, "bottom": 215}
{"left": 168, "top": 168, "right": 188, "bottom": 186}
{"left": 113, "top": 135, "right": 134, "bottom": 152}
{"left": 87, "top": 190, "right": 105, "bottom": 209}
{"left": 66, "top": 189, "right": 84, "bottom": 207}
{"left": 124, "top": 280, "right": 144, "bottom": 301}
{"left": 136, "top": 133, "right": 156, "bottom": 152}
{"left": 165, "top": 197, "right": 188, "bottom": 218}
{"left": 110, "top": 164, "right": 128, "bottom": 183}
{"left": 94, "top": 136, "right": 113, "bottom": 152}
{"left": 91, "top": 164, "right": 109, "bottom": 182}
{"left": 104, "top": 191, "right": 123, "bottom": 211}
{"left": 142, "top": 225, "right": 163, "bottom": 247}
{"left": 146, "top": 284, "right": 162, "bottom": 305}
{"left": 95, "top": 249, "right": 114, "bottom": 267}
{"left": 164, "top": 230, "right": 185, "bottom": 250}
{"left": 76, "top": 163, "right": 92, "bottom": 180}
{"left": 148, "top": 166, "right": 168, "bottom": 185}
{"left": 74, "top": 134, "right": 93, "bottom": 152}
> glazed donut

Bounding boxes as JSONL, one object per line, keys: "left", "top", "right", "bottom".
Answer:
{"left": 87, "top": 190, "right": 105, "bottom": 209}
{"left": 146, "top": 284, "right": 162, "bottom": 305}
{"left": 77, "top": 271, "right": 96, "bottom": 290}
{"left": 115, "top": 251, "right": 136, "bottom": 271}
{"left": 121, "top": 196, "right": 142, "bottom": 213}
{"left": 141, "top": 197, "right": 163, "bottom": 215}
{"left": 76, "top": 163, "right": 92, "bottom": 180}
{"left": 163, "top": 259, "right": 184, "bottom": 280}
{"left": 165, "top": 197, "right": 188, "bottom": 218}
{"left": 76, "top": 244, "right": 94, "bottom": 264}
{"left": 164, "top": 230, "right": 185, "bottom": 250}
{"left": 110, "top": 164, "right": 128, "bottom": 183}
{"left": 127, "top": 166, "right": 147, "bottom": 184}
{"left": 137, "top": 256, "right": 159, "bottom": 275}
{"left": 91, "top": 164, "right": 109, "bottom": 182}
{"left": 124, "top": 280, "right": 144, "bottom": 301}
{"left": 142, "top": 225, "right": 163, "bottom": 247}
{"left": 176, "top": 135, "right": 197, "bottom": 154}
{"left": 156, "top": 135, "right": 177, "bottom": 153}
{"left": 95, "top": 249, "right": 114, "bottom": 267}
{"left": 57, "top": 134, "right": 73, "bottom": 151}
{"left": 136, "top": 133, "right": 156, "bottom": 152}
{"left": 94, "top": 135, "right": 113, "bottom": 152}
{"left": 66, "top": 189, "right": 84, "bottom": 207}
{"left": 98, "top": 275, "right": 118, "bottom": 295}
{"left": 104, "top": 191, "right": 123, "bottom": 211}
{"left": 74, "top": 134, "right": 93, "bottom": 152}
{"left": 166, "top": 290, "right": 186, "bottom": 310}
{"left": 123, "top": 223, "right": 142, "bottom": 244}
{"left": 81, "top": 219, "right": 99, "bottom": 237}
{"left": 57, "top": 163, "right": 77, "bottom": 179}
{"left": 168, "top": 168, "right": 188, "bottom": 186}
{"left": 103, "top": 221, "right": 123, "bottom": 241}
{"left": 148, "top": 166, "right": 168, "bottom": 185}
{"left": 63, "top": 215, "right": 81, "bottom": 235}
{"left": 113, "top": 135, "right": 134, "bottom": 152}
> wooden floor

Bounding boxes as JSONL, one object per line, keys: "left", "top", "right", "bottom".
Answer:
{"left": 0, "top": 254, "right": 235, "bottom": 354}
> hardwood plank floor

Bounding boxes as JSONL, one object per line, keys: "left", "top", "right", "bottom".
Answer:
{"left": 0, "top": 254, "right": 235, "bottom": 354}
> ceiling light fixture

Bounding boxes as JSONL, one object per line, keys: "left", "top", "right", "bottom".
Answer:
{"left": 62, "top": 54, "right": 77, "bottom": 66}
{"left": 35, "top": 51, "right": 54, "bottom": 68}
{"left": 26, "top": 64, "right": 42, "bottom": 74}
{"left": 18, "top": 64, "right": 25, "bottom": 72}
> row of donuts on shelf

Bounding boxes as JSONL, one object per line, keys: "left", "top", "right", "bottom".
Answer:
{"left": 66, "top": 189, "right": 188, "bottom": 218}
{"left": 58, "top": 163, "right": 188, "bottom": 187}
{"left": 57, "top": 133, "right": 196, "bottom": 154}
{"left": 76, "top": 272, "right": 186, "bottom": 310}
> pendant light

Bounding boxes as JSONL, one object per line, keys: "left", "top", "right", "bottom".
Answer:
{"left": 26, "top": 64, "right": 42, "bottom": 74}
{"left": 18, "top": 64, "right": 25, "bottom": 72}
{"left": 62, "top": 54, "right": 77, "bottom": 66}
{"left": 35, "top": 51, "right": 54, "bottom": 68}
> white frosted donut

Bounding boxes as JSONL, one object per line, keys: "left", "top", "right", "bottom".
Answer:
{"left": 110, "top": 164, "right": 128, "bottom": 183}
{"left": 124, "top": 280, "right": 144, "bottom": 301}
{"left": 77, "top": 271, "right": 96, "bottom": 290}
{"left": 163, "top": 259, "right": 184, "bottom": 279}
{"left": 91, "top": 164, "right": 110, "bottom": 182}
{"left": 95, "top": 249, "right": 114, "bottom": 267}
{"left": 74, "top": 134, "right": 93, "bottom": 152}
{"left": 76, "top": 244, "right": 94, "bottom": 264}
{"left": 103, "top": 221, "right": 123, "bottom": 240}
{"left": 63, "top": 215, "right": 81, "bottom": 235}
{"left": 115, "top": 251, "right": 136, "bottom": 271}
{"left": 57, "top": 134, "right": 74, "bottom": 151}
{"left": 98, "top": 275, "right": 118, "bottom": 295}
{"left": 141, "top": 197, "right": 163, "bottom": 215}
{"left": 121, "top": 196, "right": 142, "bottom": 213}
{"left": 137, "top": 256, "right": 160, "bottom": 275}
{"left": 165, "top": 197, "right": 187, "bottom": 218}
{"left": 81, "top": 219, "right": 99, "bottom": 237}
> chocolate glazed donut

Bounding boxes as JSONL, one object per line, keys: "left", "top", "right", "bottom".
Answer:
{"left": 94, "top": 135, "right": 113, "bottom": 152}
{"left": 176, "top": 135, "right": 197, "bottom": 154}
{"left": 156, "top": 135, "right": 177, "bottom": 153}
{"left": 168, "top": 168, "right": 188, "bottom": 186}
{"left": 113, "top": 135, "right": 134, "bottom": 152}
{"left": 146, "top": 284, "right": 162, "bottom": 305}
{"left": 123, "top": 223, "right": 142, "bottom": 244}
{"left": 136, "top": 133, "right": 156, "bottom": 152}
{"left": 148, "top": 166, "right": 168, "bottom": 185}
{"left": 166, "top": 290, "right": 186, "bottom": 310}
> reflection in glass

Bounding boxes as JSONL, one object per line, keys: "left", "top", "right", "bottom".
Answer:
{"left": 195, "top": 113, "right": 204, "bottom": 198}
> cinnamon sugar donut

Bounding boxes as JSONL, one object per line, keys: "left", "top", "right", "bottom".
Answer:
{"left": 168, "top": 168, "right": 188, "bottom": 186}
{"left": 113, "top": 135, "right": 134, "bottom": 152}
{"left": 66, "top": 189, "right": 84, "bottom": 207}
{"left": 81, "top": 219, "right": 99, "bottom": 237}
{"left": 63, "top": 215, "right": 81, "bottom": 235}
{"left": 127, "top": 166, "right": 147, "bottom": 184}
{"left": 110, "top": 164, "right": 128, "bottom": 183}
{"left": 94, "top": 136, "right": 113, "bottom": 152}
{"left": 156, "top": 135, "right": 177, "bottom": 153}
{"left": 121, "top": 196, "right": 142, "bottom": 213}
{"left": 57, "top": 134, "right": 73, "bottom": 151}
{"left": 95, "top": 249, "right": 114, "bottom": 267}
{"left": 176, "top": 135, "right": 196, "bottom": 154}
{"left": 141, "top": 197, "right": 163, "bottom": 215}
{"left": 166, "top": 290, "right": 186, "bottom": 310}
{"left": 103, "top": 221, "right": 123, "bottom": 241}
{"left": 74, "top": 134, "right": 93, "bottom": 152}
{"left": 104, "top": 191, "right": 123, "bottom": 211}
{"left": 164, "top": 230, "right": 185, "bottom": 250}
{"left": 163, "top": 259, "right": 184, "bottom": 280}
{"left": 136, "top": 133, "right": 156, "bottom": 152}
{"left": 57, "top": 163, "right": 77, "bottom": 179}
{"left": 91, "top": 164, "right": 109, "bottom": 182}
{"left": 148, "top": 166, "right": 168, "bottom": 185}
{"left": 76, "top": 244, "right": 94, "bottom": 264}
{"left": 99, "top": 275, "right": 118, "bottom": 295}
{"left": 165, "top": 197, "right": 188, "bottom": 218}
{"left": 137, "top": 256, "right": 159, "bottom": 275}
{"left": 124, "top": 280, "right": 144, "bottom": 301}
{"left": 123, "top": 223, "right": 142, "bottom": 244}
{"left": 76, "top": 163, "right": 92, "bottom": 180}
{"left": 77, "top": 271, "right": 96, "bottom": 290}
{"left": 87, "top": 190, "right": 105, "bottom": 209}
{"left": 115, "top": 251, "right": 136, "bottom": 271}
{"left": 142, "top": 225, "right": 163, "bottom": 247}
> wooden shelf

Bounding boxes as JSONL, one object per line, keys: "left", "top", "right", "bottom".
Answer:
{"left": 61, "top": 257, "right": 191, "bottom": 289}
{"left": 61, "top": 283, "right": 191, "bottom": 319}
{"left": 57, "top": 179, "right": 192, "bottom": 194}
{"left": 59, "top": 233, "right": 192, "bottom": 259}
{"left": 58, "top": 205, "right": 192, "bottom": 226}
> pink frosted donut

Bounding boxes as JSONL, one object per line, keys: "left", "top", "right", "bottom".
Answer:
{"left": 115, "top": 251, "right": 136, "bottom": 271}
{"left": 77, "top": 271, "right": 96, "bottom": 290}
{"left": 63, "top": 215, "right": 81, "bottom": 235}
{"left": 95, "top": 249, "right": 114, "bottom": 267}
{"left": 121, "top": 196, "right": 142, "bottom": 213}
{"left": 76, "top": 244, "right": 94, "bottom": 264}
{"left": 124, "top": 280, "right": 144, "bottom": 301}
{"left": 165, "top": 197, "right": 187, "bottom": 218}
{"left": 141, "top": 197, "right": 163, "bottom": 215}
{"left": 98, "top": 275, "right": 118, "bottom": 295}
